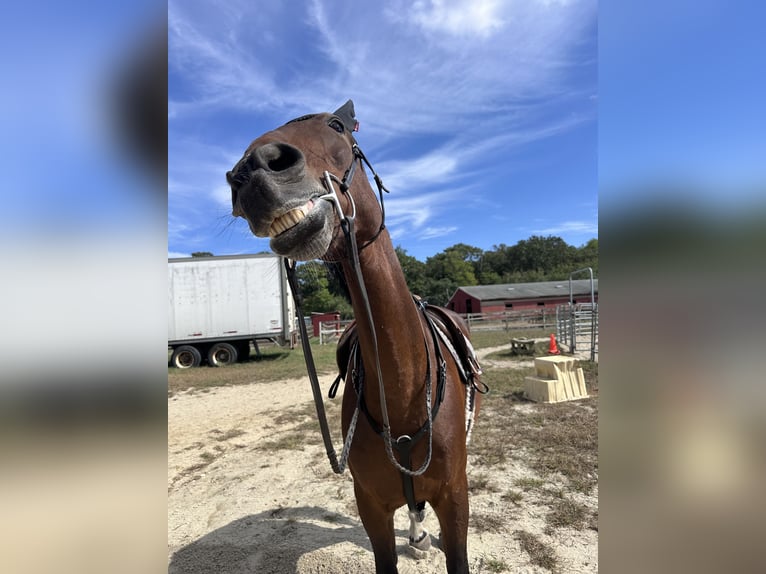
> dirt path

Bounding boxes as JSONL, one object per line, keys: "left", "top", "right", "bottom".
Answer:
{"left": 168, "top": 345, "right": 597, "bottom": 573}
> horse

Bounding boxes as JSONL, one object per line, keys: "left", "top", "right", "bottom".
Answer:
{"left": 226, "top": 100, "right": 484, "bottom": 574}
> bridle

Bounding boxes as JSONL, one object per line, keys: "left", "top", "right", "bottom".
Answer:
{"left": 284, "top": 134, "right": 441, "bottom": 478}
{"left": 318, "top": 141, "right": 388, "bottom": 253}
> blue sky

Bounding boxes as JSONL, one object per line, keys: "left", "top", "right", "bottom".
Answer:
{"left": 600, "top": 0, "right": 766, "bottom": 210}
{"left": 168, "top": 0, "right": 598, "bottom": 261}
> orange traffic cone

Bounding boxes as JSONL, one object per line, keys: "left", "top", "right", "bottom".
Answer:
{"left": 548, "top": 333, "right": 561, "bottom": 355}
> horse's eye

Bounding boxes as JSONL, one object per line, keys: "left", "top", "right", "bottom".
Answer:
{"left": 328, "top": 118, "right": 345, "bottom": 133}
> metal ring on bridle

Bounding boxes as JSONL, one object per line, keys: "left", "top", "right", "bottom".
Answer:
{"left": 320, "top": 170, "right": 356, "bottom": 223}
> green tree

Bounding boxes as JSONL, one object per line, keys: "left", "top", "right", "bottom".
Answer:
{"left": 191, "top": 251, "right": 213, "bottom": 257}
{"left": 574, "top": 238, "right": 598, "bottom": 275}
{"left": 295, "top": 262, "right": 353, "bottom": 317}
{"left": 508, "top": 235, "right": 576, "bottom": 275}
{"left": 425, "top": 245, "right": 479, "bottom": 286}
{"left": 395, "top": 246, "right": 427, "bottom": 296}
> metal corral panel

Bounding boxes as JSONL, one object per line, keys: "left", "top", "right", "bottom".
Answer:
{"left": 168, "top": 254, "right": 292, "bottom": 344}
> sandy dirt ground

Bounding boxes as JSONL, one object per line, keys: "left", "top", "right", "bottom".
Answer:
{"left": 168, "top": 344, "right": 597, "bottom": 573}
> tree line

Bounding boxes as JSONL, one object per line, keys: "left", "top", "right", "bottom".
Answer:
{"left": 295, "top": 235, "right": 598, "bottom": 317}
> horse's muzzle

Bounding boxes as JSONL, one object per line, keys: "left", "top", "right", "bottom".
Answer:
{"left": 227, "top": 142, "right": 311, "bottom": 234}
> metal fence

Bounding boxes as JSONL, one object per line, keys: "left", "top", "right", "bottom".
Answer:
{"left": 556, "top": 303, "right": 598, "bottom": 361}
{"left": 316, "top": 305, "right": 599, "bottom": 360}
{"left": 317, "top": 310, "right": 557, "bottom": 343}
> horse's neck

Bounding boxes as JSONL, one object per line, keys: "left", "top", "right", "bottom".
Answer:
{"left": 340, "top": 235, "right": 427, "bottom": 414}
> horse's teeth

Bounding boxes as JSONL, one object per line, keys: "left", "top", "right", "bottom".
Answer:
{"left": 269, "top": 205, "right": 309, "bottom": 237}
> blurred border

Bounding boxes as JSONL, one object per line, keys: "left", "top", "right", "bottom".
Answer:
{"left": 0, "top": 6, "right": 168, "bottom": 574}
{"left": 600, "top": 2, "right": 766, "bottom": 572}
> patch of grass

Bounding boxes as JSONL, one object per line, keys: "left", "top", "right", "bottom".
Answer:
{"left": 256, "top": 402, "right": 342, "bottom": 452}
{"left": 210, "top": 428, "right": 247, "bottom": 441}
{"left": 473, "top": 398, "right": 597, "bottom": 494}
{"left": 176, "top": 449, "right": 220, "bottom": 482}
{"left": 476, "top": 368, "right": 527, "bottom": 400}
{"left": 546, "top": 497, "right": 589, "bottom": 531}
{"left": 579, "top": 360, "right": 598, "bottom": 393}
{"left": 501, "top": 489, "right": 523, "bottom": 505}
{"left": 471, "top": 512, "right": 505, "bottom": 534}
{"left": 469, "top": 329, "right": 548, "bottom": 350}
{"left": 468, "top": 472, "right": 499, "bottom": 494}
{"left": 199, "top": 451, "right": 216, "bottom": 463}
{"left": 514, "top": 477, "right": 544, "bottom": 491}
{"left": 168, "top": 340, "right": 339, "bottom": 394}
{"left": 257, "top": 429, "right": 310, "bottom": 452}
{"left": 515, "top": 530, "right": 558, "bottom": 571}
{"left": 483, "top": 557, "right": 509, "bottom": 573}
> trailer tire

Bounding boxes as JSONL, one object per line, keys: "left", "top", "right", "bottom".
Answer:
{"left": 234, "top": 340, "right": 250, "bottom": 362}
{"left": 207, "top": 342, "right": 238, "bottom": 367}
{"left": 171, "top": 345, "right": 202, "bottom": 369}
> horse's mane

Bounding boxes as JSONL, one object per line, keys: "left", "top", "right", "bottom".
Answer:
{"left": 285, "top": 113, "right": 317, "bottom": 125}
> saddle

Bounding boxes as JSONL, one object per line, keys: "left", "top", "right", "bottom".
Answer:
{"left": 329, "top": 298, "right": 486, "bottom": 514}
{"left": 332, "top": 298, "right": 483, "bottom": 398}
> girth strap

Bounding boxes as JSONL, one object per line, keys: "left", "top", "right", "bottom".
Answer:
{"left": 394, "top": 435, "right": 419, "bottom": 514}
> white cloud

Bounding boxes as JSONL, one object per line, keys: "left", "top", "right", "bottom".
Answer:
{"left": 409, "top": 0, "right": 505, "bottom": 38}
{"left": 534, "top": 220, "right": 598, "bottom": 236}
{"left": 168, "top": 0, "right": 596, "bottom": 255}
{"left": 419, "top": 226, "right": 458, "bottom": 239}
{"left": 385, "top": 190, "right": 460, "bottom": 229}
{"left": 377, "top": 152, "right": 459, "bottom": 191}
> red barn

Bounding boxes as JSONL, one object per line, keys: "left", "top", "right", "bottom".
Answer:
{"left": 447, "top": 279, "right": 598, "bottom": 314}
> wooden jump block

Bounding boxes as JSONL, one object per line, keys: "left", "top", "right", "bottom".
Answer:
{"left": 524, "top": 356, "right": 588, "bottom": 403}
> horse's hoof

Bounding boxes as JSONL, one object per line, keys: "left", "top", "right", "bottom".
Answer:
{"left": 407, "top": 531, "right": 431, "bottom": 558}
{"left": 406, "top": 544, "right": 430, "bottom": 560}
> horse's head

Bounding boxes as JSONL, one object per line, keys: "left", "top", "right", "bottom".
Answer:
{"left": 226, "top": 100, "right": 382, "bottom": 261}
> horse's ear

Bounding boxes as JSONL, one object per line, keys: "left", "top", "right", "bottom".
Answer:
{"left": 334, "top": 99, "right": 359, "bottom": 132}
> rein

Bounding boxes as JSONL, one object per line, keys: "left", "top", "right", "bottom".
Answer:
{"left": 285, "top": 142, "right": 440, "bottom": 478}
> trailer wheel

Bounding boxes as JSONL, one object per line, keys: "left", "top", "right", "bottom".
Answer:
{"left": 207, "top": 342, "right": 238, "bottom": 367}
{"left": 234, "top": 340, "right": 250, "bottom": 362}
{"left": 171, "top": 345, "right": 202, "bottom": 369}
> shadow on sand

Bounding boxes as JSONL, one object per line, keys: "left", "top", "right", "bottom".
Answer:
{"left": 169, "top": 505, "right": 435, "bottom": 573}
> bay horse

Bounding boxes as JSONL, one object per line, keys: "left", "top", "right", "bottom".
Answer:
{"left": 226, "top": 100, "right": 484, "bottom": 574}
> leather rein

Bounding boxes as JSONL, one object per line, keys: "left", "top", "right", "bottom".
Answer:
{"left": 283, "top": 141, "right": 446, "bottom": 478}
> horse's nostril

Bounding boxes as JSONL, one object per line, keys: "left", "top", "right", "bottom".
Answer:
{"left": 252, "top": 143, "right": 304, "bottom": 173}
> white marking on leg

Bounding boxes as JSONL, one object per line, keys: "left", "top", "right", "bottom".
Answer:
{"left": 408, "top": 510, "right": 431, "bottom": 551}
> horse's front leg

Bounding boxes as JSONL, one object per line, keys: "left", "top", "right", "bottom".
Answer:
{"left": 407, "top": 501, "right": 431, "bottom": 553}
{"left": 354, "top": 483, "right": 399, "bottom": 574}
{"left": 431, "top": 477, "right": 470, "bottom": 574}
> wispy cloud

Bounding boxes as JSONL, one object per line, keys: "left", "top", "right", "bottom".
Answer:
{"left": 385, "top": 189, "right": 461, "bottom": 228}
{"left": 534, "top": 220, "right": 598, "bottom": 236}
{"left": 419, "top": 226, "right": 459, "bottom": 239}
{"left": 377, "top": 152, "right": 459, "bottom": 191}
{"left": 168, "top": 0, "right": 597, "bottom": 256}
{"left": 170, "top": 0, "right": 595, "bottom": 131}
{"left": 408, "top": 0, "right": 505, "bottom": 38}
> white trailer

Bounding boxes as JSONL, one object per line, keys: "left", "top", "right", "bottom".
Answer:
{"left": 168, "top": 254, "right": 294, "bottom": 368}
